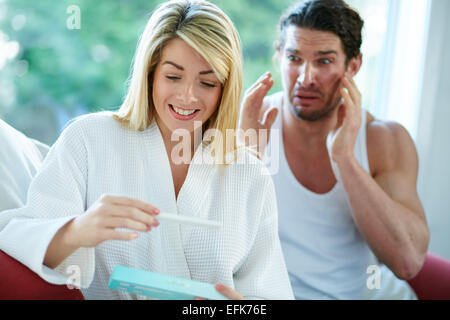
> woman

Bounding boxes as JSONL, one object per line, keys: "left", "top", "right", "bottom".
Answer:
{"left": 0, "top": 0, "right": 293, "bottom": 300}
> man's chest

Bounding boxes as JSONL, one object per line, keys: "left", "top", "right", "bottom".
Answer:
{"left": 284, "top": 146, "right": 337, "bottom": 194}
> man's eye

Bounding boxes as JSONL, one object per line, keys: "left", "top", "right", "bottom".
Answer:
{"left": 287, "top": 55, "right": 300, "bottom": 62}
{"left": 320, "top": 58, "right": 332, "bottom": 65}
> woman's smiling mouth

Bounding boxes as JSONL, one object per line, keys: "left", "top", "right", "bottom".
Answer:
{"left": 168, "top": 104, "right": 200, "bottom": 120}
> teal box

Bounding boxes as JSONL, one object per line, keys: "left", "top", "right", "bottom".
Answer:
{"left": 108, "top": 265, "right": 228, "bottom": 300}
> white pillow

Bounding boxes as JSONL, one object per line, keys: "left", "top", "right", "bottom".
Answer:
{"left": 0, "top": 119, "right": 50, "bottom": 211}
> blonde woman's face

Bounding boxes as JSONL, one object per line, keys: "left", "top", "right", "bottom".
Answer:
{"left": 152, "top": 38, "right": 222, "bottom": 134}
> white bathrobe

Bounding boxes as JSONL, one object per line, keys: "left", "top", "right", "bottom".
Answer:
{"left": 0, "top": 112, "right": 294, "bottom": 300}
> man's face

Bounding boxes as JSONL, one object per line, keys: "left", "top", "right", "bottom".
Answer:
{"left": 279, "top": 26, "right": 348, "bottom": 122}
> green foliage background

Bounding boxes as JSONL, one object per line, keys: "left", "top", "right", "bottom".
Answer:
{"left": 0, "top": 0, "right": 294, "bottom": 145}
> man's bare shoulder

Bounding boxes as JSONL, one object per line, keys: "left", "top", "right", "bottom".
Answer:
{"left": 365, "top": 111, "right": 418, "bottom": 176}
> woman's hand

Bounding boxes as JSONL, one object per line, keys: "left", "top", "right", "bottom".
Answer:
{"left": 66, "top": 194, "right": 160, "bottom": 248}
{"left": 195, "top": 284, "right": 244, "bottom": 300}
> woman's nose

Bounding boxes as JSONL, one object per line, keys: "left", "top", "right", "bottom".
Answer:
{"left": 178, "top": 82, "right": 198, "bottom": 105}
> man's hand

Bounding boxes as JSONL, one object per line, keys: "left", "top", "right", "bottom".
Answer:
{"left": 239, "top": 72, "right": 279, "bottom": 158}
{"left": 327, "top": 75, "right": 362, "bottom": 164}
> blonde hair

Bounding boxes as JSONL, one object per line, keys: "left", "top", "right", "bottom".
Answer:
{"left": 114, "top": 0, "right": 243, "bottom": 164}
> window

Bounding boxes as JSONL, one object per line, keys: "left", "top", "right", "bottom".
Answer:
{"left": 347, "top": 0, "right": 390, "bottom": 118}
{"left": 0, "top": 0, "right": 431, "bottom": 144}
{"left": 341, "top": 0, "right": 431, "bottom": 140}
{"left": 374, "top": 0, "right": 431, "bottom": 140}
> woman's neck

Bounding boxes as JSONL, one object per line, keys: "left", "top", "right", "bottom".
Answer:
{"left": 155, "top": 117, "right": 201, "bottom": 165}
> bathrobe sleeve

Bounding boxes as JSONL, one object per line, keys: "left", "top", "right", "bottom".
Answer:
{"left": 0, "top": 119, "right": 95, "bottom": 288}
{"left": 234, "top": 175, "right": 294, "bottom": 300}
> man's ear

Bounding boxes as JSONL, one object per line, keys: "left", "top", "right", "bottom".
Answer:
{"left": 346, "top": 53, "right": 362, "bottom": 77}
{"left": 275, "top": 44, "right": 282, "bottom": 65}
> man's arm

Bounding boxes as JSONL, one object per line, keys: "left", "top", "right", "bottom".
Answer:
{"left": 337, "top": 119, "right": 429, "bottom": 280}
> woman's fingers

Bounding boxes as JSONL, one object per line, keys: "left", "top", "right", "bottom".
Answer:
{"left": 105, "top": 217, "right": 149, "bottom": 232}
{"left": 104, "top": 228, "right": 140, "bottom": 242}
{"left": 215, "top": 284, "right": 244, "bottom": 300}
{"left": 105, "top": 205, "right": 158, "bottom": 228}
{"left": 126, "top": 207, "right": 159, "bottom": 227}
{"left": 194, "top": 284, "right": 244, "bottom": 300}
{"left": 102, "top": 194, "right": 160, "bottom": 215}
{"left": 101, "top": 195, "right": 160, "bottom": 227}
{"left": 79, "top": 195, "right": 163, "bottom": 246}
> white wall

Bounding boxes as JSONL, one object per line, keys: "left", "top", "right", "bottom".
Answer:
{"left": 416, "top": 0, "right": 450, "bottom": 259}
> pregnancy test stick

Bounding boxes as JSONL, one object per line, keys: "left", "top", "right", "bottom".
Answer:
{"left": 157, "top": 212, "right": 221, "bottom": 229}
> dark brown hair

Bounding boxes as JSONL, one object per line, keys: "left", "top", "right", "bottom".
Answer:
{"left": 277, "top": 0, "right": 364, "bottom": 63}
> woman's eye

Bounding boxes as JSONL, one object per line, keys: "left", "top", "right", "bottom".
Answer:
{"left": 166, "top": 75, "right": 181, "bottom": 81}
{"left": 201, "top": 82, "right": 217, "bottom": 88}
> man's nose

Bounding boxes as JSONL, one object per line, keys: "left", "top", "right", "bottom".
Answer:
{"left": 297, "top": 63, "right": 315, "bottom": 87}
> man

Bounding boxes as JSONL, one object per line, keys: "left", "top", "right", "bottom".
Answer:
{"left": 239, "top": 0, "right": 430, "bottom": 299}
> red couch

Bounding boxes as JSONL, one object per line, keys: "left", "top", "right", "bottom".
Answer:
{"left": 0, "top": 250, "right": 84, "bottom": 300}
{"left": 407, "top": 253, "right": 450, "bottom": 300}
{"left": 0, "top": 250, "right": 449, "bottom": 300}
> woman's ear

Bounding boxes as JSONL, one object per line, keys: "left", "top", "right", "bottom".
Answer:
{"left": 346, "top": 53, "right": 362, "bottom": 78}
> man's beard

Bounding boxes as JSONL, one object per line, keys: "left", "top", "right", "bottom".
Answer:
{"left": 288, "top": 80, "right": 342, "bottom": 122}
{"left": 289, "top": 95, "right": 341, "bottom": 122}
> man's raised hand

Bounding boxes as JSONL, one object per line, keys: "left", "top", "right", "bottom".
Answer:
{"left": 239, "top": 72, "right": 279, "bottom": 158}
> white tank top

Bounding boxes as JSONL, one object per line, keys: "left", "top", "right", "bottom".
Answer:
{"left": 266, "top": 92, "right": 373, "bottom": 299}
